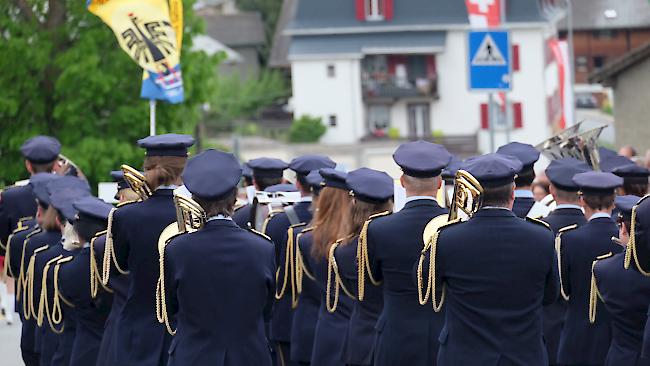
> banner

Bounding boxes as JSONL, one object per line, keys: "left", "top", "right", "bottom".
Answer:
{"left": 465, "top": 0, "right": 501, "bottom": 28}
{"left": 88, "top": 0, "right": 184, "bottom": 103}
{"left": 548, "top": 39, "right": 573, "bottom": 129}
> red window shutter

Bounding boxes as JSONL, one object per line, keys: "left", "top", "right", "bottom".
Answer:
{"left": 355, "top": 0, "right": 365, "bottom": 20}
{"left": 384, "top": 0, "right": 394, "bottom": 20}
{"left": 426, "top": 55, "right": 436, "bottom": 78}
{"left": 480, "top": 103, "right": 489, "bottom": 129}
{"left": 512, "top": 44, "right": 520, "bottom": 71}
{"left": 513, "top": 102, "right": 523, "bottom": 128}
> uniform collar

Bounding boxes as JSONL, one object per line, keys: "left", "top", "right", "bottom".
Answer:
{"left": 405, "top": 195, "right": 436, "bottom": 203}
{"left": 589, "top": 212, "right": 611, "bottom": 221}
{"left": 514, "top": 190, "right": 534, "bottom": 199}
{"left": 299, "top": 196, "right": 313, "bottom": 203}
{"left": 555, "top": 204, "right": 582, "bottom": 210}
{"left": 475, "top": 207, "right": 516, "bottom": 218}
{"left": 207, "top": 214, "right": 232, "bottom": 222}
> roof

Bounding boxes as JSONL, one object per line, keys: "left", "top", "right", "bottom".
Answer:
{"left": 191, "top": 35, "right": 243, "bottom": 64}
{"left": 557, "top": 0, "right": 650, "bottom": 30}
{"left": 203, "top": 12, "right": 266, "bottom": 47}
{"left": 287, "top": 0, "right": 558, "bottom": 34}
{"left": 269, "top": 0, "right": 297, "bottom": 68}
{"left": 289, "top": 31, "right": 446, "bottom": 59}
{"left": 589, "top": 42, "right": 650, "bottom": 86}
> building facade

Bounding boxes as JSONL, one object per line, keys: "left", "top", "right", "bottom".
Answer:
{"left": 283, "top": 0, "right": 565, "bottom": 151}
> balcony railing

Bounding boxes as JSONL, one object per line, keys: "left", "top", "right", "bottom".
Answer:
{"left": 362, "top": 74, "right": 438, "bottom": 100}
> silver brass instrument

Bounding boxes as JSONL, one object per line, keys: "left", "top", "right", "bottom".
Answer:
{"left": 536, "top": 120, "right": 608, "bottom": 171}
{"left": 250, "top": 190, "right": 302, "bottom": 230}
{"left": 156, "top": 188, "right": 207, "bottom": 335}
{"left": 121, "top": 164, "right": 152, "bottom": 200}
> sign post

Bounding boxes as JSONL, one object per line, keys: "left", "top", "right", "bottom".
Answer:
{"left": 468, "top": 30, "right": 511, "bottom": 152}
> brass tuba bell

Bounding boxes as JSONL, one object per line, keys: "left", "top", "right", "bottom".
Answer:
{"left": 536, "top": 120, "right": 607, "bottom": 171}
{"left": 121, "top": 164, "right": 152, "bottom": 201}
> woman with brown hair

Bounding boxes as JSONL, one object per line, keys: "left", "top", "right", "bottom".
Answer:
{"left": 331, "top": 168, "right": 394, "bottom": 366}
{"left": 295, "top": 168, "right": 352, "bottom": 366}
{"left": 109, "top": 134, "right": 194, "bottom": 366}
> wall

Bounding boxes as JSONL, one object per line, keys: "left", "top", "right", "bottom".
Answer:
{"left": 613, "top": 57, "right": 650, "bottom": 153}
{"left": 291, "top": 59, "right": 363, "bottom": 144}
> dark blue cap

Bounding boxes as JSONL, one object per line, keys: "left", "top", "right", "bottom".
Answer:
{"left": 306, "top": 170, "right": 324, "bottom": 190}
{"left": 182, "top": 149, "right": 242, "bottom": 200}
{"left": 393, "top": 140, "right": 452, "bottom": 178}
{"left": 615, "top": 195, "right": 640, "bottom": 220}
{"left": 265, "top": 184, "right": 298, "bottom": 193}
{"left": 600, "top": 154, "right": 634, "bottom": 173}
{"left": 496, "top": 142, "right": 540, "bottom": 169}
{"left": 289, "top": 155, "right": 336, "bottom": 176}
{"left": 73, "top": 196, "right": 113, "bottom": 221}
{"left": 461, "top": 153, "right": 523, "bottom": 188}
{"left": 442, "top": 156, "right": 463, "bottom": 180}
{"left": 242, "top": 163, "right": 253, "bottom": 179}
{"left": 137, "top": 134, "right": 195, "bottom": 157}
{"left": 20, "top": 136, "right": 61, "bottom": 163}
{"left": 598, "top": 146, "right": 618, "bottom": 160}
{"left": 612, "top": 163, "right": 650, "bottom": 179}
{"left": 545, "top": 158, "right": 591, "bottom": 191}
{"left": 319, "top": 168, "right": 348, "bottom": 190}
{"left": 50, "top": 188, "right": 92, "bottom": 222}
{"left": 110, "top": 170, "right": 130, "bottom": 191}
{"left": 30, "top": 173, "right": 62, "bottom": 206}
{"left": 346, "top": 168, "right": 393, "bottom": 203}
{"left": 573, "top": 172, "right": 623, "bottom": 194}
{"left": 248, "top": 158, "right": 288, "bottom": 179}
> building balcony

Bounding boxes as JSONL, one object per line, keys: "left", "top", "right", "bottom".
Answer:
{"left": 362, "top": 75, "right": 439, "bottom": 100}
{"left": 361, "top": 54, "right": 439, "bottom": 101}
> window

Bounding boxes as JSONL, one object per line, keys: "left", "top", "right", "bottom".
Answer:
{"left": 576, "top": 56, "right": 588, "bottom": 72}
{"left": 356, "top": 0, "right": 393, "bottom": 21}
{"left": 593, "top": 29, "right": 618, "bottom": 39}
{"left": 365, "top": 0, "right": 384, "bottom": 20}
{"left": 593, "top": 56, "right": 606, "bottom": 69}
{"left": 327, "top": 64, "right": 336, "bottom": 78}
{"left": 329, "top": 115, "right": 337, "bottom": 127}
{"left": 367, "top": 104, "right": 391, "bottom": 136}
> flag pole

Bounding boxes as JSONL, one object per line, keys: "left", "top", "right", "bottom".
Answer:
{"left": 149, "top": 99, "right": 156, "bottom": 136}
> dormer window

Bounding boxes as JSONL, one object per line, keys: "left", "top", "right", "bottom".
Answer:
{"left": 356, "top": 0, "right": 393, "bottom": 22}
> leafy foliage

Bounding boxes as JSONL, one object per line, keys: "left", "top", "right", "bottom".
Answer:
{"left": 236, "top": 0, "right": 283, "bottom": 64}
{"left": 288, "top": 115, "right": 326, "bottom": 143}
{"left": 0, "top": 0, "right": 220, "bottom": 189}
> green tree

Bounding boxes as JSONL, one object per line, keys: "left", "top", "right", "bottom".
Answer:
{"left": 288, "top": 115, "right": 326, "bottom": 143}
{"left": 0, "top": 0, "right": 220, "bottom": 189}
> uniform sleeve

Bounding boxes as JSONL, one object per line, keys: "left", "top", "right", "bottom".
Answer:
{"left": 111, "top": 210, "right": 130, "bottom": 272}
{"left": 334, "top": 243, "right": 358, "bottom": 297}
{"left": 264, "top": 245, "right": 276, "bottom": 322}
{"left": 164, "top": 244, "right": 179, "bottom": 318}
{"left": 558, "top": 234, "right": 571, "bottom": 299}
{"left": 365, "top": 224, "right": 382, "bottom": 282}
{"left": 543, "top": 234, "right": 560, "bottom": 305}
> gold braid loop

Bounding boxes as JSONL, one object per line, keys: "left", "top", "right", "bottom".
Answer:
{"left": 428, "top": 229, "right": 445, "bottom": 312}
{"left": 52, "top": 257, "right": 75, "bottom": 324}
{"left": 102, "top": 208, "right": 129, "bottom": 287}
{"left": 38, "top": 255, "right": 63, "bottom": 333}
{"left": 626, "top": 204, "right": 650, "bottom": 275}
{"left": 357, "top": 217, "right": 383, "bottom": 302}
{"left": 25, "top": 245, "right": 48, "bottom": 320}
{"left": 555, "top": 225, "right": 577, "bottom": 301}
{"left": 276, "top": 226, "right": 297, "bottom": 303}
{"left": 326, "top": 239, "right": 355, "bottom": 313}
{"left": 90, "top": 232, "right": 112, "bottom": 299}
{"left": 417, "top": 236, "right": 434, "bottom": 305}
{"left": 17, "top": 229, "right": 42, "bottom": 300}
{"left": 588, "top": 253, "right": 611, "bottom": 324}
{"left": 294, "top": 231, "right": 315, "bottom": 301}
{"left": 156, "top": 223, "right": 179, "bottom": 336}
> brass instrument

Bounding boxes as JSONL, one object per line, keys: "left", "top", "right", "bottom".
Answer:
{"left": 121, "top": 164, "right": 152, "bottom": 201}
{"left": 156, "top": 188, "right": 207, "bottom": 335}
{"left": 58, "top": 154, "right": 82, "bottom": 177}
{"left": 536, "top": 120, "right": 608, "bottom": 171}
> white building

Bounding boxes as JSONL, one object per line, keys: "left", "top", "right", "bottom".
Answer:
{"left": 275, "top": 0, "right": 566, "bottom": 152}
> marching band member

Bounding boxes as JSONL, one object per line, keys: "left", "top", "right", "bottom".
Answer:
{"left": 365, "top": 141, "right": 451, "bottom": 366}
{"left": 612, "top": 163, "right": 650, "bottom": 197}
{"left": 496, "top": 142, "right": 551, "bottom": 218}
{"left": 557, "top": 171, "right": 623, "bottom": 366}
{"left": 591, "top": 195, "right": 650, "bottom": 365}
{"left": 267, "top": 154, "right": 335, "bottom": 366}
{"left": 427, "top": 153, "right": 558, "bottom": 365}
{"left": 540, "top": 157, "right": 590, "bottom": 365}
{"left": 299, "top": 168, "right": 352, "bottom": 366}
{"left": 162, "top": 149, "right": 276, "bottom": 365}
{"left": 332, "top": 167, "right": 394, "bottom": 366}
{"left": 110, "top": 133, "right": 195, "bottom": 366}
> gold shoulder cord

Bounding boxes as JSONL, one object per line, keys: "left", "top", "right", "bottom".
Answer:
{"left": 52, "top": 256, "right": 75, "bottom": 327}
{"left": 356, "top": 211, "right": 390, "bottom": 301}
{"left": 24, "top": 245, "right": 49, "bottom": 320}
{"left": 3, "top": 225, "right": 30, "bottom": 278}
{"left": 588, "top": 252, "right": 612, "bottom": 324}
{"left": 17, "top": 228, "right": 42, "bottom": 300}
{"left": 155, "top": 223, "right": 180, "bottom": 336}
{"left": 36, "top": 254, "right": 62, "bottom": 331}
{"left": 102, "top": 208, "right": 129, "bottom": 286}
{"left": 624, "top": 199, "right": 650, "bottom": 275}
{"left": 276, "top": 224, "right": 305, "bottom": 307}
{"left": 556, "top": 224, "right": 577, "bottom": 301}
{"left": 261, "top": 210, "right": 283, "bottom": 234}
{"left": 326, "top": 238, "right": 355, "bottom": 313}
{"left": 89, "top": 231, "right": 112, "bottom": 299}
{"left": 293, "top": 227, "right": 316, "bottom": 309}
{"left": 1, "top": 218, "right": 31, "bottom": 251}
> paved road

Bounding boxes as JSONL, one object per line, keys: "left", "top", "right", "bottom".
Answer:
{"left": 0, "top": 319, "right": 23, "bottom": 366}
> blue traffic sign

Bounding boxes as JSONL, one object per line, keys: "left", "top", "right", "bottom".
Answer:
{"left": 468, "top": 30, "right": 511, "bottom": 91}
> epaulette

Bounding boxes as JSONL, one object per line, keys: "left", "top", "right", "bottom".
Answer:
{"left": 596, "top": 252, "right": 614, "bottom": 261}
{"left": 233, "top": 200, "right": 248, "bottom": 212}
{"left": 250, "top": 228, "right": 272, "bottom": 242}
{"left": 11, "top": 224, "right": 31, "bottom": 235}
{"left": 589, "top": 252, "right": 613, "bottom": 323}
{"left": 116, "top": 200, "right": 138, "bottom": 208}
{"left": 437, "top": 218, "right": 462, "bottom": 233}
{"left": 289, "top": 222, "right": 307, "bottom": 229}
{"left": 16, "top": 216, "right": 34, "bottom": 230}
{"left": 558, "top": 223, "right": 578, "bottom": 233}
{"left": 526, "top": 217, "right": 552, "bottom": 231}
{"left": 92, "top": 230, "right": 108, "bottom": 240}
{"left": 301, "top": 226, "right": 315, "bottom": 234}
{"left": 14, "top": 179, "right": 29, "bottom": 187}
{"left": 368, "top": 210, "right": 391, "bottom": 220}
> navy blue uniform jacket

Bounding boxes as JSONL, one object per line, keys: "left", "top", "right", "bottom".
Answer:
{"left": 112, "top": 189, "right": 176, "bottom": 366}
{"left": 0, "top": 184, "right": 37, "bottom": 248}
{"left": 232, "top": 203, "right": 252, "bottom": 229}
{"left": 334, "top": 236, "right": 383, "bottom": 366}
{"left": 264, "top": 201, "right": 313, "bottom": 343}
{"left": 436, "top": 208, "right": 558, "bottom": 366}
{"left": 541, "top": 207, "right": 586, "bottom": 364}
{"left": 368, "top": 199, "right": 447, "bottom": 366}
{"left": 164, "top": 219, "right": 276, "bottom": 366}
{"left": 512, "top": 197, "right": 535, "bottom": 218}
{"left": 300, "top": 231, "right": 353, "bottom": 366}
{"left": 557, "top": 216, "right": 621, "bottom": 365}
{"left": 594, "top": 253, "right": 650, "bottom": 365}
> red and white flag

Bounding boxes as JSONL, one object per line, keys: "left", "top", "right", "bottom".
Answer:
{"left": 465, "top": 0, "right": 502, "bottom": 28}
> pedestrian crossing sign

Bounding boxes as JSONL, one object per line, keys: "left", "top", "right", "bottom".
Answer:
{"left": 468, "top": 30, "right": 511, "bottom": 91}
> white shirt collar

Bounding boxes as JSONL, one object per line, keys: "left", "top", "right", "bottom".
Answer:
{"left": 589, "top": 212, "right": 611, "bottom": 220}
{"left": 207, "top": 214, "right": 233, "bottom": 222}
{"left": 481, "top": 206, "right": 511, "bottom": 211}
{"left": 405, "top": 196, "right": 436, "bottom": 203}
{"left": 514, "top": 190, "right": 534, "bottom": 199}
{"left": 555, "top": 204, "right": 583, "bottom": 210}
{"left": 157, "top": 184, "right": 179, "bottom": 190}
{"left": 299, "top": 196, "right": 313, "bottom": 203}
{"left": 83, "top": 242, "right": 90, "bottom": 249}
